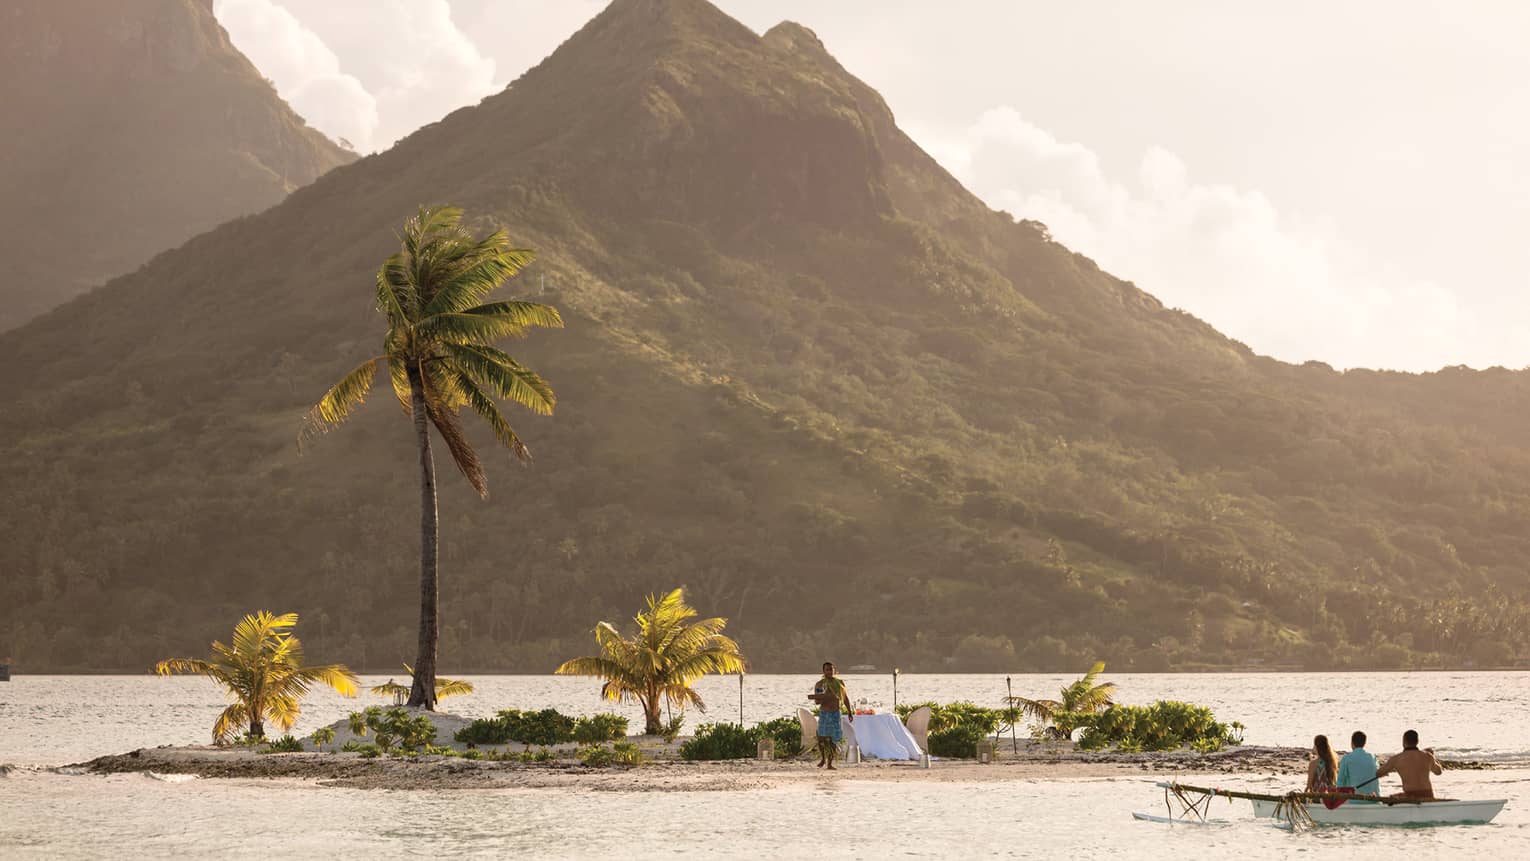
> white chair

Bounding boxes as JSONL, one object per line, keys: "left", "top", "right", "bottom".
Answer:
{"left": 797, "top": 708, "right": 818, "bottom": 752}
{"left": 903, "top": 706, "right": 932, "bottom": 753}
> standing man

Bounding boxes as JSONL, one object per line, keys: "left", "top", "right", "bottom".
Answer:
{"left": 1336, "top": 730, "right": 1380, "bottom": 796}
{"left": 811, "top": 661, "right": 854, "bottom": 770}
{"left": 1377, "top": 729, "right": 1444, "bottom": 799}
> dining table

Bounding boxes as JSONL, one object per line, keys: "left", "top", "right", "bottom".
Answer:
{"left": 844, "top": 712, "right": 923, "bottom": 760}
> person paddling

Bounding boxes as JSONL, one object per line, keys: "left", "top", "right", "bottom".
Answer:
{"left": 1377, "top": 729, "right": 1443, "bottom": 800}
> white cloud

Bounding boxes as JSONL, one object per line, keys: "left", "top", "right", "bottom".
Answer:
{"left": 910, "top": 107, "right": 1509, "bottom": 372}
{"left": 213, "top": 0, "right": 377, "bottom": 151}
{"left": 264, "top": 0, "right": 498, "bottom": 151}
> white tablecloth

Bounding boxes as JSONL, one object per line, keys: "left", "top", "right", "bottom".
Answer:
{"left": 845, "top": 713, "right": 922, "bottom": 760}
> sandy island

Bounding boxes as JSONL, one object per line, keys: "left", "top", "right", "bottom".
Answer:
{"left": 72, "top": 709, "right": 1495, "bottom": 791}
{"left": 77, "top": 743, "right": 1333, "bottom": 791}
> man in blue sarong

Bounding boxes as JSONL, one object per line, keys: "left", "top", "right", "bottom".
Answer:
{"left": 811, "top": 661, "right": 854, "bottom": 769}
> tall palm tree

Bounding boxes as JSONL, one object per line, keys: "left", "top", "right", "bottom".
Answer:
{"left": 1008, "top": 660, "right": 1117, "bottom": 732}
{"left": 155, "top": 611, "right": 358, "bottom": 742}
{"left": 302, "top": 206, "right": 562, "bottom": 710}
{"left": 555, "top": 588, "right": 747, "bottom": 735}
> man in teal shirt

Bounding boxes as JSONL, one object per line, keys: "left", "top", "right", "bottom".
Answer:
{"left": 1336, "top": 730, "right": 1380, "bottom": 796}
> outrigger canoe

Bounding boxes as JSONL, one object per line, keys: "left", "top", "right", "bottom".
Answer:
{"left": 1247, "top": 796, "right": 1505, "bottom": 825}
{"left": 1142, "top": 782, "right": 1506, "bottom": 827}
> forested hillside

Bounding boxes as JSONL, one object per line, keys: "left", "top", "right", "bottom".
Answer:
{"left": 2, "top": 0, "right": 1527, "bottom": 673}
{"left": 0, "top": 0, "right": 355, "bottom": 330}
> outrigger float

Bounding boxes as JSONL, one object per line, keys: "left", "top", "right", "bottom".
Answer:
{"left": 1136, "top": 781, "right": 1506, "bottom": 828}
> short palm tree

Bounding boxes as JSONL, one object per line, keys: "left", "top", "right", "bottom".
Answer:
{"left": 555, "top": 588, "right": 747, "bottom": 735}
{"left": 1008, "top": 660, "right": 1117, "bottom": 734}
{"left": 371, "top": 664, "right": 474, "bottom": 701}
{"left": 302, "top": 205, "right": 561, "bottom": 710}
{"left": 155, "top": 611, "right": 359, "bottom": 743}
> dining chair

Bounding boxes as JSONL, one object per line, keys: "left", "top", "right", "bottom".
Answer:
{"left": 903, "top": 705, "right": 932, "bottom": 753}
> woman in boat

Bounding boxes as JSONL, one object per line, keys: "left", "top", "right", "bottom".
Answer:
{"left": 1307, "top": 734, "right": 1339, "bottom": 793}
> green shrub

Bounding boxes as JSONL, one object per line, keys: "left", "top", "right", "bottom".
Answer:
{"left": 358, "top": 708, "right": 438, "bottom": 753}
{"left": 357, "top": 744, "right": 382, "bottom": 759}
{"left": 262, "top": 735, "right": 304, "bottom": 754}
{"left": 463, "top": 749, "right": 484, "bottom": 760}
{"left": 1070, "top": 701, "right": 1243, "bottom": 752}
{"left": 573, "top": 713, "right": 629, "bottom": 745}
{"left": 454, "top": 709, "right": 577, "bottom": 747}
{"left": 679, "top": 722, "right": 756, "bottom": 760}
{"left": 928, "top": 724, "right": 985, "bottom": 758}
{"left": 756, "top": 716, "right": 805, "bottom": 759}
{"left": 662, "top": 715, "right": 685, "bottom": 743}
{"left": 895, "top": 701, "right": 1002, "bottom": 734}
{"left": 579, "top": 741, "right": 644, "bottom": 767}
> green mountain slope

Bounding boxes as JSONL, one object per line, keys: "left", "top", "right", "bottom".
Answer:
{"left": 2, "top": 0, "right": 1526, "bottom": 673}
{"left": 0, "top": 0, "right": 356, "bottom": 331}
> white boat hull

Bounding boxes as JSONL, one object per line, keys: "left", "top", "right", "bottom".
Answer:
{"left": 1249, "top": 798, "right": 1505, "bottom": 825}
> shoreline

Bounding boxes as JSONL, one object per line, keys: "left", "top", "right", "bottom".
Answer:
{"left": 74, "top": 745, "right": 1320, "bottom": 791}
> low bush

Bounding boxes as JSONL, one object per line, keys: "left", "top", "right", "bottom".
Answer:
{"left": 578, "top": 741, "right": 644, "bottom": 767}
{"left": 927, "top": 724, "right": 986, "bottom": 758}
{"left": 755, "top": 716, "right": 804, "bottom": 759}
{"left": 680, "top": 718, "right": 805, "bottom": 760}
{"left": 310, "top": 726, "right": 336, "bottom": 749}
{"left": 680, "top": 722, "right": 756, "bottom": 760}
{"left": 1060, "top": 701, "right": 1244, "bottom": 752}
{"left": 573, "top": 714, "right": 629, "bottom": 745}
{"left": 895, "top": 701, "right": 1003, "bottom": 734}
{"left": 262, "top": 735, "right": 304, "bottom": 754}
{"left": 453, "top": 709, "right": 576, "bottom": 747}
{"left": 366, "top": 708, "right": 438, "bottom": 753}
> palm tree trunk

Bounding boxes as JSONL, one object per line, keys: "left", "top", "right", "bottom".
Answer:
{"left": 250, "top": 717, "right": 265, "bottom": 739}
{"left": 406, "top": 367, "right": 439, "bottom": 711}
{"left": 644, "top": 689, "right": 662, "bottom": 735}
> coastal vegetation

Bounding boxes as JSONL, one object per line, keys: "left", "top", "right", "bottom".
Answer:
{"left": 343, "top": 706, "right": 441, "bottom": 754}
{"left": 154, "top": 611, "right": 357, "bottom": 742}
{"left": 1007, "top": 661, "right": 1118, "bottom": 738}
{"left": 301, "top": 205, "right": 562, "bottom": 709}
{"left": 1055, "top": 701, "right": 1245, "bottom": 753}
{"left": 679, "top": 717, "right": 805, "bottom": 760}
{"left": 370, "top": 665, "right": 474, "bottom": 702}
{"left": 555, "top": 588, "right": 747, "bottom": 734}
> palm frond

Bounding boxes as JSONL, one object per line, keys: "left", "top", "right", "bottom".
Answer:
{"left": 424, "top": 388, "right": 488, "bottom": 498}
{"left": 452, "top": 371, "right": 532, "bottom": 462}
{"left": 443, "top": 344, "right": 556, "bottom": 415}
{"left": 300, "top": 358, "right": 383, "bottom": 447}
{"left": 420, "top": 234, "right": 536, "bottom": 317}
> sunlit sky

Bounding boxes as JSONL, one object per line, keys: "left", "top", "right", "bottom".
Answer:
{"left": 214, "top": 0, "right": 1530, "bottom": 372}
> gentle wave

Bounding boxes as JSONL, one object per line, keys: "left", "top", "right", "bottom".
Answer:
{"left": 145, "top": 771, "right": 199, "bottom": 783}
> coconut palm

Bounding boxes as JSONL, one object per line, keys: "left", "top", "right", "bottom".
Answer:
{"left": 301, "top": 205, "right": 562, "bottom": 710}
{"left": 555, "top": 588, "right": 747, "bottom": 735}
{"left": 155, "top": 611, "right": 358, "bottom": 743}
{"left": 370, "top": 664, "right": 474, "bottom": 701}
{"left": 1007, "top": 660, "right": 1116, "bottom": 734}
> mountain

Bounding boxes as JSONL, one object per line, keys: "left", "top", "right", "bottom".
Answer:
{"left": 2, "top": 0, "right": 1527, "bottom": 674}
{"left": 0, "top": 0, "right": 355, "bottom": 331}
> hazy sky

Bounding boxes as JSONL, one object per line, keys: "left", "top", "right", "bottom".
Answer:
{"left": 214, "top": 0, "right": 1530, "bottom": 373}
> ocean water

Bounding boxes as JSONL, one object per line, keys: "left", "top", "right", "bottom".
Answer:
{"left": 3, "top": 673, "right": 1528, "bottom": 858}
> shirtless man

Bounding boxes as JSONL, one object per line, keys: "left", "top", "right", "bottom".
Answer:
{"left": 811, "top": 662, "right": 854, "bottom": 769}
{"left": 1377, "top": 729, "right": 1444, "bottom": 799}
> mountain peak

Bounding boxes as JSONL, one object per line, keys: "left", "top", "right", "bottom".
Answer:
{"left": 0, "top": 0, "right": 354, "bottom": 331}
